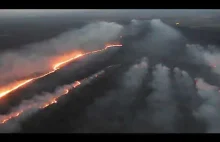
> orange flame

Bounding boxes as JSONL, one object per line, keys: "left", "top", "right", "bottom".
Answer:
{"left": 0, "top": 79, "right": 33, "bottom": 99}
{"left": 0, "top": 44, "right": 122, "bottom": 99}
{"left": 105, "top": 44, "right": 122, "bottom": 50}
{"left": 0, "top": 81, "right": 80, "bottom": 124}
{"left": 73, "top": 81, "right": 81, "bottom": 88}
{"left": 0, "top": 60, "right": 120, "bottom": 124}
{"left": 52, "top": 51, "right": 83, "bottom": 70}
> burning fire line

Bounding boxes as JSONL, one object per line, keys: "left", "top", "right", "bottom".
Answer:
{"left": 0, "top": 44, "right": 122, "bottom": 99}
{"left": 0, "top": 63, "right": 114, "bottom": 124}
{"left": 0, "top": 63, "right": 121, "bottom": 124}
{"left": 0, "top": 81, "right": 81, "bottom": 124}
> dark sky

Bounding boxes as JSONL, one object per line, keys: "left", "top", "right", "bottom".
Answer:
{"left": 0, "top": 9, "right": 220, "bottom": 19}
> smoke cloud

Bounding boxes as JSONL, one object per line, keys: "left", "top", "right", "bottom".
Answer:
{"left": 146, "top": 64, "right": 175, "bottom": 132}
{"left": 78, "top": 57, "right": 149, "bottom": 132}
{"left": 193, "top": 78, "right": 220, "bottom": 133}
{"left": 78, "top": 62, "right": 220, "bottom": 133}
{"left": 79, "top": 63, "right": 194, "bottom": 133}
{"left": 0, "top": 64, "right": 118, "bottom": 133}
{"left": 3, "top": 17, "right": 220, "bottom": 133}
{"left": 136, "top": 19, "right": 184, "bottom": 58}
{"left": 0, "top": 21, "right": 123, "bottom": 85}
{"left": 186, "top": 44, "right": 220, "bottom": 75}
{"left": 0, "top": 83, "right": 75, "bottom": 133}
{"left": 173, "top": 67, "right": 196, "bottom": 107}
{"left": 122, "top": 19, "right": 149, "bottom": 37}
{"left": 132, "top": 64, "right": 176, "bottom": 133}
{"left": 172, "top": 67, "right": 207, "bottom": 132}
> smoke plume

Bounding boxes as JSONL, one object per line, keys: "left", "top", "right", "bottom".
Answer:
{"left": 137, "top": 19, "right": 184, "bottom": 58}
{"left": 173, "top": 67, "right": 196, "bottom": 108}
{"left": 0, "top": 83, "right": 75, "bottom": 133}
{"left": 172, "top": 67, "right": 207, "bottom": 132}
{"left": 0, "top": 21, "right": 123, "bottom": 85}
{"left": 186, "top": 44, "right": 220, "bottom": 75}
{"left": 0, "top": 64, "right": 118, "bottom": 133}
{"left": 132, "top": 64, "right": 176, "bottom": 133}
{"left": 3, "top": 18, "right": 220, "bottom": 133}
{"left": 194, "top": 78, "right": 220, "bottom": 133}
{"left": 78, "top": 57, "right": 149, "bottom": 132}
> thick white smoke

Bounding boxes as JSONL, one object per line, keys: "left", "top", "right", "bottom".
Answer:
{"left": 0, "top": 83, "right": 74, "bottom": 133}
{"left": 150, "top": 19, "right": 181, "bottom": 39}
{"left": 172, "top": 67, "right": 207, "bottom": 132}
{"left": 195, "top": 78, "right": 218, "bottom": 100}
{"left": 132, "top": 64, "right": 176, "bottom": 133}
{"left": 0, "top": 65, "right": 120, "bottom": 133}
{"left": 194, "top": 78, "right": 220, "bottom": 133}
{"left": 180, "top": 43, "right": 220, "bottom": 112}
{"left": 186, "top": 44, "right": 220, "bottom": 75}
{"left": 79, "top": 57, "right": 149, "bottom": 132}
{"left": 122, "top": 57, "right": 148, "bottom": 91}
{"left": 3, "top": 17, "right": 220, "bottom": 133}
{"left": 132, "top": 19, "right": 184, "bottom": 58}
{"left": 0, "top": 21, "right": 123, "bottom": 85}
{"left": 122, "top": 19, "right": 148, "bottom": 37}
{"left": 173, "top": 67, "right": 196, "bottom": 107}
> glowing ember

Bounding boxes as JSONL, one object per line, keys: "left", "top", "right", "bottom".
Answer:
{"left": 0, "top": 44, "right": 122, "bottom": 99}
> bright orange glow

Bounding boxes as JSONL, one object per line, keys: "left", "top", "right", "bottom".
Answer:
{"left": 0, "top": 60, "right": 121, "bottom": 124}
{"left": 0, "top": 81, "right": 80, "bottom": 124}
{"left": 53, "top": 54, "right": 83, "bottom": 70}
{"left": 51, "top": 51, "right": 83, "bottom": 70}
{"left": 0, "top": 70, "right": 56, "bottom": 99}
{"left": 0, "top": 44, "right": 122, "bottom": 100}
{"left": 104, "top": 44, "right": 122, "bottom": 49}
{"left": 0, "top": 79, "right": 33, "bottom": 99}
{"left": 73, "top": 81, "right": 81, "bottom": 88}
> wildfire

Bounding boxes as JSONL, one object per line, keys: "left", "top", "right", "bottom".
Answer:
{"left": 0, "top": 62, "right": 121, "bottom": 125}
{"left": 53, "top": 53, "right": 83, "bottom": 70}
{"left": 0, "top": 81, "right": 81, "bottom": 124}
{"left": 0, "top": 44, "right": 122, "bottom": 99}
{"left": 0, "top": 79, "right": 33, "bottom": 99}
{"left": 105, "top": 44, "right": 122, "bottom": 50}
